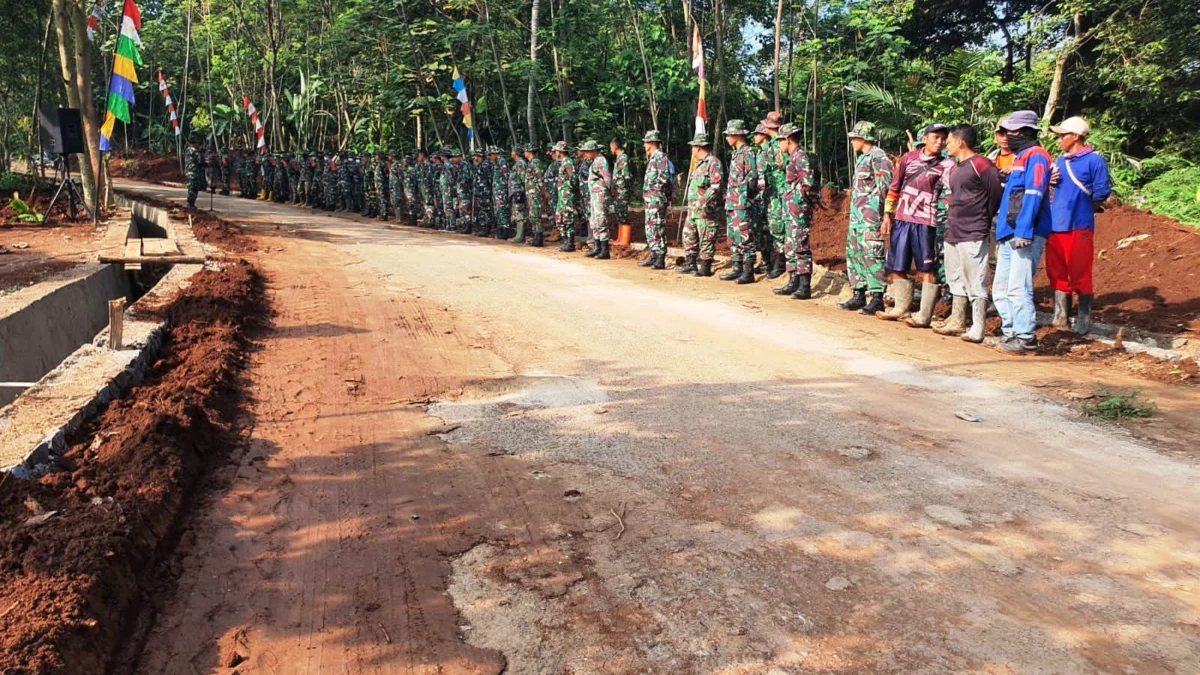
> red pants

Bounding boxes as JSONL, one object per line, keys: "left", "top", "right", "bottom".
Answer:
{"left": 1046, "top": 229, "right": 1094, "bottom": 295}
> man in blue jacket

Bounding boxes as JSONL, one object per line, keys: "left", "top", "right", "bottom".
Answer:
{"left": 1048, "top": 116, "right": 1111, "bottom": 335}
{"left": 990, "top": 110, "right": 1053, "bottom": 354}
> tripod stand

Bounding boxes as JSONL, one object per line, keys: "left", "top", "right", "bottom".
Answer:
{"left": 45, "top": 154, "right": 93, "bottom": 222}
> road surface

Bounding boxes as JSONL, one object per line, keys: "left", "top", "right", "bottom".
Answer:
{"left": 117, "top": 181, "right": 1200, "bottom": 675}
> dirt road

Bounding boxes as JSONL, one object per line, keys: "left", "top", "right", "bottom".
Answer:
{"left": 116, "top": 181, "right": 1200, "bottom": 675}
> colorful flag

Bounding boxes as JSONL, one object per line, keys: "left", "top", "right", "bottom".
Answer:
{"left": 451, "top": 66, "right": 474, "bottom": 151}
{"left": 244, "top": 96, "right": 266, "bottom": 151}
{"left": 158, "top": 71, "right": 180, "bottom": 137}
{"left": 691, "top": 22, "right": 707, "bottom": 136}
{"left": 99, "top": 0, "right": 143, "bottom": 152}
{"left": 86, "top": 2, "right": 104, "bottom": 43}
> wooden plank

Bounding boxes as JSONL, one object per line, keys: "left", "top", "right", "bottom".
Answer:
{"left": 99, "top": 255, "right": 207, "bottom": 265}
{"left": 142, "top": 239, "right": 180, "bottom": 256}
{"left": 123, "top": 237, "right": 143, "bottom": 270}
{"left": 107, "top": 298, "right": 126, "bottom": 350}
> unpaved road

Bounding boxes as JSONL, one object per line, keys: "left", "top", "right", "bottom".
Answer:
{"left": 117, "top": 181, "right": 1200, "bottom": 675}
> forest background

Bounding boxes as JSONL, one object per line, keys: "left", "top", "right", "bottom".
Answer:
{"left": 1, "top": 0, "right": 1197, "bottom": 225}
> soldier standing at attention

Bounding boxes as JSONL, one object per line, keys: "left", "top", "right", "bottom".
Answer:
{"left": 552, "top": 141, "right": 579, "bottom": 251}
{"left": 430, "top": 152, "right": 447, "bottom": 229}
{"left": 378, "top": 151, "right": 392, "bottom": 221}
{"left": 489, "top": 147, "right": 510, "bottom": 239}
{"left": 579, "top": 140, "right": 612, "bottom": 259}
{"left": 186, "top": 138, "right": 206, "bottom": 208}
{"left": 720, "top": 120, "right": 758, "bottom": 284}
{"left": 218, "top": 147, "right": 232, "bottom": 195}
{"left": 261, "top": 153, "right": 275, "bottom": 201}
{"left": 335, "top": 151, "right": 350, "bottom": 211}
{"left": 469, "top": 150, "right": 493, "bottom": 236}
{"left": 455, "top": 150, "right": 474, "bottom": 234}
{"left": 543, "top": 143, "right": 560, "bottom": 226}
{"left": 323, "top": 151, "right": 338, "bottom": 211}
{"left": 507, "top": 147, "right": 529, "bottom": 243}
{"left": 839, "top": 121, "right": 893, "bottom": 314}
{"left": 438, "top": 150, "right": 457, "bottom": 231}
{"left": 639, "top": 130, "right": 669, "bottom": 270}
{"left": 391, "top": 152, "right": 405, "bottom": 224}
{"left": 205, "top": 145, "right": 220, "bottom": 196}
{"left": 773, "top": 123, "right": 817, "bottom": 300}
{"left": 576, "top": 148, "right": 593, "bottom": 240}
{"left": 610, "top": 139, "right": 632, "bottom": 239}
{"left": 758, "top": 112, "right": 788, "bottom": 280}
{"left": 524, "top": 145, "right": 547, "bottom": 247}
{"left": 301, "top": 152, "right": 315, "bottom": 206}
{"left": 679, "top": 132, "right": 723, "bottom": 278}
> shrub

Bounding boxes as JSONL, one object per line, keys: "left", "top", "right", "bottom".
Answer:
{"left": 1138, "top": 166, "right": 1200, "bottom": 228}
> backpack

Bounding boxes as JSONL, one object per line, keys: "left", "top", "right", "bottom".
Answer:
{"left": 666, "top": 159, "right": 677, "bottom": 201}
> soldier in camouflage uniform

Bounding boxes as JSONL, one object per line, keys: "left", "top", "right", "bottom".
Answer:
{"left": 543, "top": 144, "right": 560, "bottom": 225}
{"left": 640, "top": 130, "right": 669, "bottom": 270}
{"left": 507, "top": 147, "right": 529, "bottom": 243}
{"left": 334, "top": 152, "right": 350, "bottom": 211}
{"left": 439, "top": 150, "right": 459, "bottom": 231}
{"left": 751, "top": 124, "right": 772, "bottom": 272}
{"left": 457, "top": 150, "right": 476, "bottom": 234}
{"left": 205, "top": 146, "right": 220, "bottom": 196}
{"left": 720, "top": 120, "right": 758, "bottom": 284}
{"left": 758, "top": 112, "right": 788, "bottom": 279}
{"left": 523, "top": 145, "right": 547, "bottom": 247}
{"left": 772, "top": 123, "right": 816, "bottom": 300}
{"left": 576, "top": 149, "right": 593, "bottom": 239}
{"left": 610, "top": 139, "right": 632, "bottom": 230}
{"left": 186, "top": 139, "right": 206, "bottom": 208}
{"left": 258, "top": 153, "right": 273, "bottom": 201}
{"left": 579, "top": 140, "right": 612, "bottom": 259}
{"left": 418, "top": 151, "right": 437, "bottom": 228}
{"left": 839, "top": 121, "right": 893, "bottom": 313}
{"left": 429, "top": 153, "right": 445, "bottom": 229}
{"left": 551, "top": 141, "right": 578, "bottom": 251}
{"left": 324, "top": 152, "right": 339, "bottom": 211}
{"left": 218, "top": 148, "right": 232, "bottom": 195}
{"left": 291, "top": 153, "right": 304, "bottom": 204}
{"left": 390, "top": 153, "right": 405, "bottom": 223}
{"left": 470, "top": 150, "right": 494, "bottom": 236}
{"left": 355, "top": 154, "right": 371, "bottom": 216}
{"left": 378, "top": 152, "right": 391, "bottom": 221}
{"left": 488, "top": 147, "right": 510, "bottom": 239}
{"left": 679, "top": 132, "right": 723, "bottom": 277}
{"left": 400, "top": 156, "right": 417, "bottom": 227}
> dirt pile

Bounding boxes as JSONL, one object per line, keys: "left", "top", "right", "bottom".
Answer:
{"left": 0, "top": 261, "right": 264, "bottom": 675}
{"left": 114, "top": 189, "right": 255, "bottom": 253}
{"left": 107, "top": 151, "right": 185, "bottom": 184}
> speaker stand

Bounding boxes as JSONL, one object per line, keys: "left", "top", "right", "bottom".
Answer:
{"left": 45, "top": 154, "right": 93, "bottom": 222}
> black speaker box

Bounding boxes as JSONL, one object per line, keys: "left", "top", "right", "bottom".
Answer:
{"left": 40, "top": 108, "right": 85, "bottom": 155}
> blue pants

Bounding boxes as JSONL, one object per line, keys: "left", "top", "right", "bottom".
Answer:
{"left": 992, "top": 236, "right": 1047, "bottom": 339}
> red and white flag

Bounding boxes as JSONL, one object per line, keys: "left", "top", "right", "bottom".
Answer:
{"left": 691, "top": 23, "right": 707, "bottom": 136}
{"left": 86, "top": 2, "right": 104, "bottom": 43}
{"left": 158, "top": 71, "right": 180, "bottom": 137}
{"left": 243, "top": 96, "right": 266, "bottom": 151}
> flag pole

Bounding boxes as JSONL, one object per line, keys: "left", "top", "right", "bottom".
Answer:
{"left": 97, "top": 3, "right": 124, "bottom": 218}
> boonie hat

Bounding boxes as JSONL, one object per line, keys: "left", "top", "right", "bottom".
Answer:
{"left": 847, "top": 120, "right": 876, "bottom": 142}
{"left": 999, "top": 110, "right": 1040, "bottom": 131}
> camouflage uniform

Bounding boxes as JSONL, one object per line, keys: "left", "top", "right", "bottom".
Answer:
{"left": 724, "top": 132, "right": 757, "bottom": 264}
{"left": 261, "top": 155, "right": 276, "bottom": 200}
{"left": 358, "top": 156, "right": 373, "bottom": 216}
{"left": 586, "top": 151, "right": 612, "bottom": 241}
{"left": 783, "top": 145, "right": 815, "bottom": 275}
{"left": 508, "top": 153, "right": 528, "bottom": 240}
{"left": 848, "top": 142, "right": 892, "bottom": 293}
{"left": 554, "top": 153, "right": 578, "bottom": 240}
{"left": 611, "top": 151, "right": 632, "bottom": 225}
{"left": 576, "top": 155, "right": 593, "bottom": 237}
{"left": 439, "top": 156, "right": 458, "bottom": 231}
{"left": 471, "top": 155, "right": 494, "bottom": 234}
{"left": 186, "top": 145, "right": 206, "bottom": 207}
{"left": 205, "top": 148, "right": 220, "bottom": 194}
{"left": 218, "top": 150, "right": 232, "bottom": 195}
{"left": 490, "top": 152, "right": 510, "bottom": 236}
{"left": 642, "top": 141, "right": 670, "bottom": 255}
{"left": 303, "top": 154, "right": 317, "bottom": 205}
{"left": 324, "top": 154, "right": 339, "bottom": 210}
{"left": 526, "top": 154, "right": 546, "bottom": 235}
{"left": 762, "top": 137, "right": 787, "bottom": 254}
{"left": 335, "top": 155, "right": 351, "bottom": 211}
{"left": 543, "top": 156, "right": 560, "bottom": 222}
{"left": 752, "top": 131, "right": 771, "bottom": 257}
{"left": 457, "top": 158, "right": 476, "bottom": 232}
{"left": 420, "top": 158, "right": 438, "bottom": 227}
{"left": 379, "top": 155, "right": 392, "bottom": 220}
{"left": 684, "top": 141, "right": 722, "bottom": 261}
{"left": 391, "top": 157, "right": 406, "bottom": 223}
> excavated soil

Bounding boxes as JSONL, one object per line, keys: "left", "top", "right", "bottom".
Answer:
{"left": 116, "top": 190, "right": 255, "bottom": 253}
{"left": 0, "top": 261, "right": 264, "bottom": 675}
{"left": 107, "top": 151, "right": 185, "bottom": 184}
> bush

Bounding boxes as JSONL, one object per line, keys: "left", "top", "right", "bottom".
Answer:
{"left": 1138, "top": 167, "right": 1200, "bottom": 228}
{"left": 1081, "top": 389, "right": 1157, "bottom": 420}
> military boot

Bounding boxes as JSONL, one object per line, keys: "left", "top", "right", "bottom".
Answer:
{"left": 753, "top": 251, "right": 768, "bottom": 275}
{"left": 719, "top": 260, "right": 744, "bottom": 281}
{"left": 860, "top": 292, "right": 885, "bottom": 315}
{"left": 676, "top": 254, "right": 697, "bottom": 274}
{"left": 695, "top": 258, "right": 713, "bottom": 277}
{"left": 1075, "top": 294, "right": 1094, "bottom": 335}
{"left": 773, "top": 272, "right": 800, "bottom": 295}
{"left": 933, "top": 295, "right": 968, "bottom": 336}
{"left": 736, "top": 260, "right": 756, "bottom": 284}
{"left": 586, "top": 240, "right": 602, "bottom": 258}
{"left": 791, "top": 274, "right": 812, "bottom": 300}
{"left": 905, "top": 282, "right": 941, "bottom": 328}
{"left": 838, "top": 288, "right": 867, "bottom": 311}
{"left": 877, "top": 279, "right": 914, "bottom": 321}
{"left": 1051, "top": 291, "right": 1072, "bottom": 329}
{"left": 767, "top": 250, "right": 786, "bottom": 279}
{"left": 530, "top": 232, "right": 545, "bottom": 247}
{"left": 558, "top": 237, "right": 575, "bottom": 252}
{"left": 638, "top": 251, "right": 656, "bottom": 267}
{"left": 652, "top": 252, "right": 666, "bottom": 270}
{"left": 596, "top": 240, "right": 611, "bottom": 260}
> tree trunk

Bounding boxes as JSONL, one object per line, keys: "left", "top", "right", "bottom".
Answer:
{"left": 482, "top": 0, "right": 517, "bottom": 142}
{"left": 51, "top": 0, "right": 101, "bottom": 209}
{"left": 623, "top": 0, "right": 658, "bottom": 129}
{"left": 773, "top": 0, "right": 784, "bottom": 111}
{"left": 527, "top": 0, "right": 540, "bottom": 144}
{"left": 1042, "top": 13, "right": 1087, "bottom": 123}
{"left": 32, "top": 9, "right": 53, "bottom": 176}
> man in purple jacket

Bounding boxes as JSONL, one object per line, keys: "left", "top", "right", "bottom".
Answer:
{"left": 990, "top": 110, "right": 1053, "bottom": 354}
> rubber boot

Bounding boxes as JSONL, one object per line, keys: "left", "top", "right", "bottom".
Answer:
{"left": 638, "top": 251, "right": 656, "bottom": 267}
{"left": 652, "top": 252, "right": 666, "bottom": 270}
{"left": 695, "top": 258, "right": 713, "bottom": 277}
{"left": 509, "top": 222, "right": 526, "bottom": 243}
{"left": 736, "top": 259, "right": 756, "bottom": 284}
{"left": 719, "top": 260, "right": 744, "bottom": 281}
{"left": 838, "top": 288, "right": 867, "bottom": 311}
{"left": 1075, "top": 294, "right": 1094, "bottom": 335}
{"left": 767, "top": 250, "right": 786, "bottom": 279}
{"left": 774, "top": 271, "right": 800, "bottom": 295}
{"left": 596, "top": 240, "right": 611, "bottom": 260}
{"left": 905, "top": 283, "right": 940, "bottom": 327}
{"left": 933, "top": 295, "right": 968, "bottom": 335}
{"left": 586, "top": 240, "right": 602, "bottom": 258}
{"left": 677, "top": 254, "right": 697, "bottom": 275}
{"left": 1051, "top": 290, "right": 1072, "bottom": 329}
{"left": 962, "top": 298, "right": 988, "bottom": 343}
{"left": 877, "top": 278, "right": 914, "bottom": 321}
{"left": 791, "top": 274, "right": 812, "bottom": 300}
{"left": 860, "top": 292, "right": 885, "bottom": 315}
{"left": 530, "top": 232, "right": 545, "bottom": 247}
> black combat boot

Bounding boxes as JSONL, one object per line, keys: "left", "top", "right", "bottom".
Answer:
{"left": 768, "top": 250, "right": 786, "bottom": 279}
{"left": 558, "top": 237, "right": 576, "bottom": 252}
{"left": 652, "top": 252, "right": 666, "bottom": 270}
{"left": 774, "top": 271, "right": 800, "bottom": 295}
{"left": 838, "top": 288, "right": 867, "bottom": 311}
{"left": 791, "top": 274, "right": 812, "bottom": 300}
{"left": 676, "top": 254, "right": 697, "bottom": 274}
{"left": 596, "top": 240, "right": 611, "bottom": 260}
{"left": 586, "top": 241, "right": 602, "bottom": 257}
{"left": 530, "top": 232, "right": 545, "bottom": 247}
{"left": 719, "top": 260, "right": 744, "bottom": 281}
{"left": 695, "top": 258, "right": 713, "bottom": 277}
{"left": 860, "top": 292, "right": 885, "bottom": 315}
{"left": 736, "top": 260, "right": 756, "bottom": 284}
{"left": 753, "top": 251, "right": 768, "bottom": 275}
{"left": 638, "top": 251, "right": 656, "bottom": 267}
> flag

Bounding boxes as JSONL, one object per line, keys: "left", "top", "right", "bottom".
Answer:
{"left": 451, "top": 66, "right": 474, "bottom": 151}
{"left": 158, "top": 71, "right": 180, "bottom": 137}
{"left": 691, "top": 22, "right": 707, "bottom": 136}
{"left": 99, "top": 0, "right": 143, "bottom": 152}
{"left": 86, "top": 2, "right": 104, "bottom": 43}
{"left": 244, "top": 96, "right": 266, "bottom": 151}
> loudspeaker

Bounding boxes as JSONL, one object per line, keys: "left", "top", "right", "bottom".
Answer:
{"left": 40, "top": 108, "right": 85, "bottom": 155}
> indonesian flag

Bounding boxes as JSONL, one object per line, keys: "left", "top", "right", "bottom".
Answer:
{"left": 691, "top": 23, "right": 707, "bottom": 136}
{"left": 158, "top": 71, "right": 180, "bottom": 136}
{"left": 86, "top": 2, "right": 104, "bottom": 43}
{"left": 244, "top": 95, "right": 266, "bottom": 151}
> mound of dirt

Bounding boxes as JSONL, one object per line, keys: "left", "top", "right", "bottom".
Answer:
{"left": 0, "top": 261, "right": 264, "bottom": 675}
{"left": 108, "top": 150, "right": 185, "bottom": 184}
{"left": 113, "top": 190, "right": 255, "bottom": 253}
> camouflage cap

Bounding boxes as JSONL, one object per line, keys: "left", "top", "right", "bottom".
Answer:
{"left": 723, "top": 119, "right": 750, "bottom": 136}
{"left": 487, "top": 145, "right": 502, "bottom": 155}
{"left": 642, "top": 129, "right": 662, "bottom": 143}
{"left": 449, "top": 147, "right": 463, "bottom": 157}
{"left": 847, "top": 120, "right": 876, "bottom": 142}
{"left": 762, "top": 111, "right": 785, "bottom": 130}
{"left": 577, "top": 139, "right": 603, "bottom": 151}
{"left": 551, "top": 140, "right": 569, "bottom": 153}
{"left": 778, "top": 123, "right": 802, "bottom": 139}
{"left": 687, "top": 132, "right": 711, "bottom": 147}
{"left": 753, "top": 123, "right": 768, "bottom": 136}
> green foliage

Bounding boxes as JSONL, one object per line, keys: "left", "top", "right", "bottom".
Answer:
{"left": 1081, "top": 389, "right": 1157, "bottom": 420}
{"left": 8, "top": 192, "right": 44, "bottom": 224}
{"left": 1139, "top": 167, "right": 1200, "bottom": 228}
{"left": 0, "top": 172, "right": 21, "bottom": 192}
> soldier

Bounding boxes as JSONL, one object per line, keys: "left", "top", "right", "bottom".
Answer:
{"left": 679, "top": 132, "right": 723, "bottom": 277}
{"left": 639, "top": 131, "right": 670, "bottom": 270}
{"left": 758, "top": 111, "right": 788, "bottom": 279}
{"left": 357, "top": 154, "right": 372, "bottom": 216}
{"left": 751, "top": 124, "right": 772, "bottom": 272}
{"left": 576, "top": 148, "right": 593, "bottom": 239}
{"left": 543, "top": 143, "right": 560, "bottom": 226}
{"left": 218, "top": 147, "right": 232, "bottom": 196}
{"left": 390, "top": 152, "right": 405, "bottom": 223}
{"left": 839, "top": 121, "right": 892, "bottom": 314}
{"left": 258, "top": 153, "right": 273, "bottom": 201}
{"left": 455, "top": 150, "right": 474, "bottom": 234}
{"left": 429, "top": 152, "right": 446, "bottom": 229}
{"left": 205, "top": 145, "right": 220, "bottom": 196}
{"left": 552, "top": 141, "right": 579, "bottom": 251}
{"left": 720, "top": 120, "right": 758, "bottom": 284}
{"left": 523, "top": 145, "right": 547, "bottom": 247}
{"left": 418, "top": 150, "right": 438, "bottom": 228}
{"left": 610, "top": 138, "right": 632, "bottom": 236}
{"left": 489, "top": 146, "right": 510, "bottom": 239}
{"left": 577, "top": 140, "right": 612, "bottom": 259}
{"left": 507, "top": 146, "right": 529, "bottom": 243}
{"left": 333, "top": 151, "right": 348, "bottom": 211}
{"left": 378, "top": 151, "right": 392, "bottom": 221}
{"left": 185, "top": 138, "right": 206, "bottom": 208}
{"left": 438, "top": 149, "right": 458, "bottom": 231}
{"left": 324, "top": 151, "right": 339, "bottom": 211}
{"left": 470, "top": 150, "right": 493, "bottom": 236}
{"left": 772, "top": 123, "right": 817, "bottom": 300}
{"left": 274, "top": 153, "right": 289, "bottom": 203}
{"left": 290, "top": 153, "right": 304, "bottom": 204}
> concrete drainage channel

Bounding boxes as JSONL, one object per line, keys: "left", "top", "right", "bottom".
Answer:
{"left": 0, "top": 199, "right": 209, "bottom": 476}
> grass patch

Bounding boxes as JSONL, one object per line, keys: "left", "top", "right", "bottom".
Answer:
{"left": 1080, "top": 389, "right": 1157, "bottom": 420}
